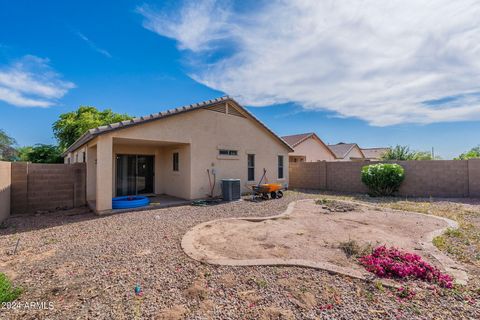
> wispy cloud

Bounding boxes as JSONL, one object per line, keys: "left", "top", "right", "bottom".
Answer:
{"left": 0, "top": 55, "right": 75, "bottom": 107}
{"left": 138, "top": 0, "right": 480, "bottom": 126}
{"left": 76, "top": 32, "right": 112, "bottom": 58}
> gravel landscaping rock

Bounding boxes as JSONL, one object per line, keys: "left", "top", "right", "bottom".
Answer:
{"left": 0, "top": 191, "right": 478, "bottom": 319}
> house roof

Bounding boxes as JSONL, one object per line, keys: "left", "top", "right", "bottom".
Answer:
{"left": 361, "top": 147, "right": 389, "bottom": 159}
{"left": 63, "top": 96, "right": 294, "bottom": 156}
{"left": 328, "top": 143, "right": 365, "bottom": 159}
{"left": 282, "top": 132, "right": 337, "bottom": 158}
{"left": 281, "top": 133, "right": 315, "bottom": 147}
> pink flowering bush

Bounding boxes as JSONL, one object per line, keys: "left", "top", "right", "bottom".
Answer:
{"left": 359, "top": 246, "right": 453, "bottom": 288}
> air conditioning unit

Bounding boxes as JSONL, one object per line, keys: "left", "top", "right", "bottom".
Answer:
{"left": 221, "top": 179, "right": 241, "bottom": 201}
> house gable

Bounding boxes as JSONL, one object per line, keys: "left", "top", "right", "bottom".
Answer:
{"left": 63, "top": 97, "right": 292, "bottom": 156}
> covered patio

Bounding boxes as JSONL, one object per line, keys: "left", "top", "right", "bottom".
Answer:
{"left": 85, "top": 136, "right": 191, "bottom": 213}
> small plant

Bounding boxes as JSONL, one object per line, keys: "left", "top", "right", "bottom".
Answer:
{"left": 359, "top": 246, "right": 453, "bottom": 288}
{"left": 339, "top": 239, "right": 361, "bottom": 258}
{"left": 374, "top": 281, "right": 384, "bottom": 291}
{"left": 250, "top": 277, "right": 268, "bottom": 289}
{"left": 0, "top": 273, "right": 22, "bottom": 303}
{"left": 338, "top": 239, "right": 373, "bottom": 258}
{"left": 361, "top": 163, "right": 405, "bottom": 196}
{"left": 397, "top": 286, "right": 416, "bottom": 300}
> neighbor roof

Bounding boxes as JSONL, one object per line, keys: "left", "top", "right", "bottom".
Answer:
{"left": 281, "top": 133, "right": 315, "bottom": 147}
{"left": 282, "top": 132, "right": 337, "bottom": 158}
{"left": 63, "top": 96, "right": 293, "bottom": 156}
{"left": 361, "top": 147, "right": 389, "bottom": 159}
{"left": 328, "top": 143, "right": 365, "bottom": 159}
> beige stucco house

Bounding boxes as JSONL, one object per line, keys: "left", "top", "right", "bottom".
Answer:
{"left": 327, "top": 143, "right": 366, "bottom": 161}
{"left": 63, "top": 97, "right": 293, "bottom": 213}
{"left": 282, "top": 133, "right": 336, "bottom": 162}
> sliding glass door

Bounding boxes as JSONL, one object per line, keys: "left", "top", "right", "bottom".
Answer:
{"left": 116, "top": 155, "right": 154, "bottom": 196}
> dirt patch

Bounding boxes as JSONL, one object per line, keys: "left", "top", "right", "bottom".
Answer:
{"left": 260, "top": 307, "right": 295, "bottom": 320}
{"left": 185, "top": 280, "right": 208, "bottom": 301}
{"left": 316, "top": 198, "right": 358, "bottom": 212}
{"left": 156, "top": 304, "right": 188, "bottom": 320}
{"left": 183, "top": 199, "right": 460, "bottom": 280}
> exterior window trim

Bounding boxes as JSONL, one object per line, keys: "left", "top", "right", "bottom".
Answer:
{"left": 173, "top": 152, "right": 179, "bottom": 172}
{"left": 219, "top": 149, "right": 238, "bottom": 156}
{"left": 278, "top": 155, "right": 284, "bottom": 179}
{"left": 247, "top": 154, "right": 255, "bottom": 181}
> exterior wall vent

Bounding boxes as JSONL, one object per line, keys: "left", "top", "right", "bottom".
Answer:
{"left": 206, "top": 103, "right": 227, "bottom": 114}
{"left": 227, "top": 105, "right": 247, "bottom": 118}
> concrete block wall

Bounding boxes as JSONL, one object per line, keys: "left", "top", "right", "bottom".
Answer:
{"left": 289, "top": 159, "right": 480, "bottom": 198}
{"left": 469, "top": 159, "right": 480, "bottom": 197}
{"left": 0, "top": 161, "right": 11, "bottom": 223}
{"left": 11, "top": 162, "right": 86, "bottom": 215}
{"left": 289, "top": 162, "right": 327, "bottom": 189}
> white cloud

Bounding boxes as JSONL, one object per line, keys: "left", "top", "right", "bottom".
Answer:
{"left": 0, "top": 55, "right": 75, "bottom": 107}
{"left": 138, "top": 0, "right": 480, "bottom": 126}
{"left": 76, "top": 32, "right": 112, "bottom": 58}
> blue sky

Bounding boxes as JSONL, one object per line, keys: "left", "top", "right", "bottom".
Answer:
{"left": 1, "top": 0, "right": 479, "bottom": 159}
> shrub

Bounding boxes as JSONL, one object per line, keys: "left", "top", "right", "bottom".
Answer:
{"left": 338, "top": 239, "right": 373, "bottom": 258}
{"left": 361, "top": 163, "right": 405, "bottom": 196}
{"left": 358, "top": 246, "right": 453, "bottom": 288}
{"left": 0, "top": 273, "right": 22, "bottom": 303}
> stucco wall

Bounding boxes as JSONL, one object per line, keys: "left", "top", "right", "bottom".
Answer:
{"left": 290, "top": 160, "right": 478, "bottom": 198}
{"left": 0, "top": 161, "right": 11, "bottom": 223}
{"left": 71, "top": 102, "right": 290, "bottom": 208}
{"left": 289, "top": 137, "right": 335, "bottom": 162}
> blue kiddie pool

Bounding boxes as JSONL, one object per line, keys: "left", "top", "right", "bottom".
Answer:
{"left": 112, "top": 196, "right": 150, "bottom": 209}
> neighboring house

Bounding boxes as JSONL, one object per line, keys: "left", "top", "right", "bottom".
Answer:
{"left": 327, "top": 143, "right": 366, "bottom": 161}
{"left": 63, "top": 97, "right": 293, "bottom": 213}
{"left": 282, "top": 132, "right": 336, "bottom": 162}
{"left": 361, "top": 147, "right": 389, "bottom": 160}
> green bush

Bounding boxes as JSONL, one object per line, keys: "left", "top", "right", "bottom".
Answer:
{"left": 361, "top": 163, "right": 405, "bottom": 196}
{"left": 0, "top": 273, "right": 22, "bottom": 303}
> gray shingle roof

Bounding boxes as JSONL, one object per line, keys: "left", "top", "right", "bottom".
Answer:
{"left": 63, "top": 96, "right": 293, "bottom": 156}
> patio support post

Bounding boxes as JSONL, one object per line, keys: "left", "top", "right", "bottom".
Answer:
{"left": 96, "top": 135, "right": 113, "bottom": 212}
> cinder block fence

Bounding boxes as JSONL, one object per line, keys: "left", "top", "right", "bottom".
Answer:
{"left": 0, "top": 162, "right": 86, "bottom": 222}
{"left": 289, "top": 159, "right": 480, "bottom": 198}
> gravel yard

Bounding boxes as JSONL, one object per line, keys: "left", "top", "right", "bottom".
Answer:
{"left": 0, "top": 191, "right": 479, "bottom": 319}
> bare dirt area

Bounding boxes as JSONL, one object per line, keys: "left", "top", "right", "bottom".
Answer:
{"left": 0, "top": 191, "right": 479, "bottom": 319}
{"left": 184, "top": 199, "right": 455, "bottom": 278}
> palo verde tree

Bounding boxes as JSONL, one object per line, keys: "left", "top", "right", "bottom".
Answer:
{"left": 53, "top": 106, "right": 133, "bottom": 151}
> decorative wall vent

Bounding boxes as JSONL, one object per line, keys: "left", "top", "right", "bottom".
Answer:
{"left": 227, "top": 104, "right": 247, "bottom": 118}
{"left": 206, "top": 103, "right": 227, "bottom": 114}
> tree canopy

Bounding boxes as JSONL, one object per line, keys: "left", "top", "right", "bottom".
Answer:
{"left": 17, "top": 144, "right": 63, "bottom": 163}
{"left": 381, "top": 145, "right": 439, "bottom": 160}
{"left": 455, "top": 146, "right": 480, "bottom": 160}
{"left": 0, "top": 129, "right": 17, "bottom": 161}
{"left": 53, "top": 106, "right": 133, "bottom": 151}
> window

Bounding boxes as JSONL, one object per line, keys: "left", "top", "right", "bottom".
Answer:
{"left": 219, "top": 149, "right": 238, "bottom": 156}
{"left": 173, "top": 152, "right": 179, "bottom": 171}
{"left": 82, "top": 152, "right": 86, "bottom": 163}
{"left": 247, "top": 154, "right": 255, "bottom": 181}
{"left": 278, "top": 155, "right": 284, "bottom": 179}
